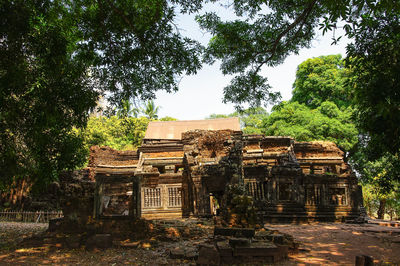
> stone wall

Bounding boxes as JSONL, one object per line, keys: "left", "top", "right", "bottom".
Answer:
{"left": 182, "top": 130, "right": 243, "bottom": 216}
{"left": 294, "top": 141, "right": 352, "bottom": 176}
{"left": 58, "top": 169, "right": 96, "bottom": 231}
{"left": 57, "top": 131, "right": 363, "bottom": 225}
{"left": 135, "top": 140, "right": 186, "bottom": 219}
{"left": 242, "top": 136, "right": 305, "bottom": 222}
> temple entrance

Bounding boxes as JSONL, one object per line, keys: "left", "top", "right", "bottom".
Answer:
{"left": 209, "top": 193, "right": 220, "bottom": 216}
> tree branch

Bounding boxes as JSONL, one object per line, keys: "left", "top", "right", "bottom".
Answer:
{"left": 254, "top": 0, "right": 317, "bottom": 73}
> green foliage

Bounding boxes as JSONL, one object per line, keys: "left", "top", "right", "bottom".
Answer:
{"left": 73, "top": 0, "right": 203, "bottom": 104}
{"left": 292, "top": 55, "right": 351, "bottom": 109}
{"left": 361, "top": 180, "right": 400, "bottom": 220}
{"left": 197, "top": 0, "right": 400, "bottom": 108}
{"left": 346, "top": 13, "right": 400, "bottom": 159}
{"left": 142, "top": 100, "right": 160, "bottom": 120}
{"left": 206, "top": 107, "right": 268, "bottom": 134}
{"left": 0, "top": 1, "right": 97, "bottom": 191}
{"left": 352, "top": 150, "right": 400, "bottom": 194}
{"left": 158, "top": 116, "right": 177, "bottom": 121}
{"left": 206, "top": 114, "right": 231, "bottom": 119}
{"left": 234, "top": 107, "right": 268, "bottom": 135}
{"left": 1, "top": 0, "right": 201, "bottom": 190}
{"left": 351, "top": 148, "right": 400, "bottom": 218}
{"left": 116, "top": 99, "right": 140, "bottom": 118}
{"left": 81, "top": 113, "right": 178, "bottom": 153}
{"left": 224, "top": 184, "right": 258, "bottom": 227}
{"left": 81, "top": 116, "right": 150, "bottom": 151}
{"left": 262, "top": 101, "right": 358, "bottom": 152}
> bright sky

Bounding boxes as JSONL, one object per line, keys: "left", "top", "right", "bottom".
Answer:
{"left": 154, "top": 5, "right": 350, "bottom": 120}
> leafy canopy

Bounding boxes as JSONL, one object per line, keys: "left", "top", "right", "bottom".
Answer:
{"left": 81, "top": 116, "right": 150, "bottom": 151}
{"left": 0, "top": 1, "right": 97, "bottom": 190}
{"left": 0, "top": 0, "right": 203, "bottom": 190}
{"left": 292, "top": 54, "right": 351, "bottom": 109}
{"left": 262, "top": 101, "right": 358, "bottom": 152}
{"left": 346, "top": 13, "right": 400, "bottom": 159}
{"left": 206, "top": 107, "right": 268, "bottom": 134}
{"left": 197, "top": 0, "right": 400, "bottom": 159}
{"left": 197, "top": 0, "right": 400, "bottom": 108}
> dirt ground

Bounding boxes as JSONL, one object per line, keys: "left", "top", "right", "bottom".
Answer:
{"left": 267, "top": 223, "right": 400, "bottom": 265}
{"left": 1, "top": 221, "right": 400, "bottom": 265}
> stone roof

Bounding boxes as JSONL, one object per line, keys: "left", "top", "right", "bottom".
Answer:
{"left": 144, "top": 117, "right": 241, "bottom": 140}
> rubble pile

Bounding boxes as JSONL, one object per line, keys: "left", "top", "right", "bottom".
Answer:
{"left": 89, "top": 146, "right": 139, "bottom": 167}
{"left": 195, "top": 226, "right": 298, "bottom": 265}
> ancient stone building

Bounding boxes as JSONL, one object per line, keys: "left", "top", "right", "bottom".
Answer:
{"left": 59, "top": 118, "right": 363, "bottom": 224}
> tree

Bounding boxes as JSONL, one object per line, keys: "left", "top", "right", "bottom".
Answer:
{"left": 291, "top": 54, "right": 351, "bottom": 109}
{"left": 72, "top": 0, "right": 203, "bottom": 105}
{"left": 197, "top": 0, "right": 399, "bottom": 106}
{"left": 142, "top": 100, "right": 160, "bottom": 120}
{"left": 0, "top": 1, "right": 98, "bottom": 192}
{"left": 158, "top": 116, "right": 178, "bottom": 121}
{"left": 1, "top": 0, "right": 202, "bottom": 191}
{"left": 264, "top": 55, "right": 357, "bottom": 152}
{"left": 206, "top": 107, "right": 268, "bottom": 134}
{"left": 197, "top": 0, "right": 400, "bottom": 162}
{"left": 116, "top": 99, "right": 140, "bottom": 118}
{"left": 352, "top": 151, "right": 400, "bottom": 219}
{"left": 235, "top": 107, "right": 268, "bottom": 134}
{"left": 206, "top": 114, "right": 231, "bottom": 119}
{"left": 82, "top": 116, "right": 150, "bottom": 151}
{"left": 346, "top": 13, "right": 400, "bottom": 160}
{"left": 262, "top": 101, "right": 358, "bottom": 152}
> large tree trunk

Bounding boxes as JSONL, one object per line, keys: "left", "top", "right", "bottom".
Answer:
{"left": 365, "top": 201, "right": 373, "bottom": 217}
{"left": 377, "top": 199, "right": 386, "bottom": 219}
{"left": 1, "top": 178, "right": 31, "bottom": 209}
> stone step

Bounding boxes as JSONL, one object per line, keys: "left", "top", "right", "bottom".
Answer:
{"left": 214, "top": 227, "right": 255, "bottom": 238}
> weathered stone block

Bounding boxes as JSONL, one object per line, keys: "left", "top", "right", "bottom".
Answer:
{"left": 233, "top": 241, "right": 288, "bottom": 262}
{"left": 216, "top": 240, "right": 232, "bottom": 257}
{"left": 229, "top": 237, "right": 251, "bottom": 248}
{"left": 272, "top": 234, "right": 285, "bottom": 245}
{"left": 170, "top": 248, "right": 185, "bottom": 259}
{"left": 214, "top": 227, "right": 255, "bottom": 238}
{"left": 197, "top": 244, "right": 220, "bottom": 265}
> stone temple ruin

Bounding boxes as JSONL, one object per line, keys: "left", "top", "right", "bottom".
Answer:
{"left": 59, "top": 117, "right": 363, "bottom": 228}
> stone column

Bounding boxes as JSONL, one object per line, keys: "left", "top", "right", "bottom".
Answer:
{"left": 131, "top": 176, "right": 142, "bottom": 218}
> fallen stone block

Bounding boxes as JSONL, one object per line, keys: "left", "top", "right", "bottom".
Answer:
{"left": 254, "top": 229, "right": 272, "bottom": 239}
{"left": 214, "top": 227, "right": 255, "bottom": 238}
{"left": 216, "top": 241, "right": 231, "bottom": 255}
{"left": 184, "top": 248, "right": 198, "bottom": 260}
{"left": 197, "top": 244, "right": 220, "bottom": 265}
{"left": 114, "top": 240, "right": 140, "bottom": 248}
{"left": 229, "top": 237, "right": 251, "bottom": 248}
{"left": 170, "top": 248, "right": 185, "bottom": 259}
{"left": 233, "top": 242, "right": 288, "bottom": 262}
